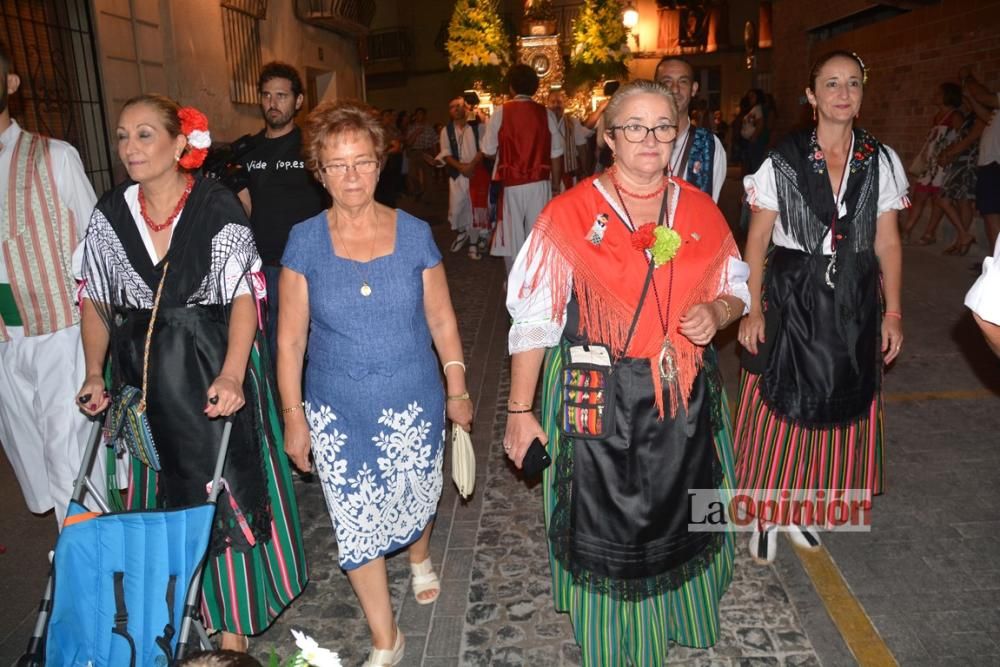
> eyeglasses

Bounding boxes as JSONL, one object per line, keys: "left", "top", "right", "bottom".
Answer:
{"left": 607, "top": 124, "right": 679, "bottom": 144}
{"left": 320, "top": 159, "right": 380, "bottom": 176}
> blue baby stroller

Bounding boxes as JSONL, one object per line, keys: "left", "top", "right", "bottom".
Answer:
{"left": 19, "top": 419, "right": 234, "bottom": 666}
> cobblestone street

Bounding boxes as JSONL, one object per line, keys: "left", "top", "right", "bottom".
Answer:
{"left": 246, "top": 184, "right": 834, "bottom": 666}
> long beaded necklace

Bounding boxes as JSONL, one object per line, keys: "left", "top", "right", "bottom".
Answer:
{"left": 613, "top": 182, "right": 680, "bottom": 386}
{"left": 138, "top": 173, "right": 194, "bottom": 233}
{"left": 332, "top": 207, "right": 380, "bottom": 297}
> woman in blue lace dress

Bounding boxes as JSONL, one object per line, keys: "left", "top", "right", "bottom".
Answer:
{"left": 277, "top": 101, "right": 473, "bottom": 667}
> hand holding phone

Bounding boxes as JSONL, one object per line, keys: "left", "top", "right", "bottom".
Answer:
{"left": 521, "top": 438, "right": 551, "bottom": 478}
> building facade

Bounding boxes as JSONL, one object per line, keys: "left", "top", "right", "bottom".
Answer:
{"left": 2, "top": 0, "right": 368, "bottom": 192}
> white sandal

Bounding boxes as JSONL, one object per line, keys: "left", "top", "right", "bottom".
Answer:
{"left": 364, "top": 627, "right": 404, "bottom": 667}
{"left": 410, "top": 557, "right": 440, "bottom": 605}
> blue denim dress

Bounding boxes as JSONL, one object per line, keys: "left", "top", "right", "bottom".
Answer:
{"left": 282, "top": 210, "right": 445, "bottom": 569}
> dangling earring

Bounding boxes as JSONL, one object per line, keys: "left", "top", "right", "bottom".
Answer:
{"left": 812, "top": 106, "right": 817, "bottom": 122}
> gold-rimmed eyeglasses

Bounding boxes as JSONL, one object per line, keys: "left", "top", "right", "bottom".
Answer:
{"left": 320, "top": 159, "right": 380, "bottom": 176}
{"left": 607, "top": 124, "right": 679, "bottom": 144}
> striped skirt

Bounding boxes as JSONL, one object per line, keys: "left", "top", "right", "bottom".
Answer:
{"left": 540, "top": 348, "right": 735, "bottom": 666}
{"left": 115, "top": 340, "right": 308, "bottom": 635}
{"left": 733, "top": 370, "right": 883, "bottom": 527}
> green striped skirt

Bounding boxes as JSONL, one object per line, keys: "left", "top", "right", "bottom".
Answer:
{"left": 112, "top": 339, "right": 308, "bottom": 635}
{"left": 540, "top": 348, "right": 736, "bottom": 666}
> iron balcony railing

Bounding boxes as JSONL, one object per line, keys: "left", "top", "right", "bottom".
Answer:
{"left": 295, "top": 0, "right": 376, "bottom": 36}
{"left": 366, "top": 27, "right": 411, "bottom": 62}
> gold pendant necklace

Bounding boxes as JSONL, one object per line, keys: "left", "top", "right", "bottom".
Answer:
{"left": 332, "top": 208, "right": 379, "bottom": 297}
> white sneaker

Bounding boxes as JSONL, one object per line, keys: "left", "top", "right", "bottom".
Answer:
{"left": 450, "top": 231, "right": 468, "bottom": 253}
{"left": 787, "top": 524, "right": 822, "bottom": 551}
{"left": 749, "top": 524, "right": 778, "bottom": 565}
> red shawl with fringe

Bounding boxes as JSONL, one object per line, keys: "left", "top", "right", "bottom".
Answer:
{"left": 521, "top": 176, "right": 739, "bottom": 416}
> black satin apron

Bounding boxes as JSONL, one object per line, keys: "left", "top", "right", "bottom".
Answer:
{"left": 759, "top": 247, "right": 880, "bottom": 426}
{"left": 111, "top": 304, "right": 270, "bottom": 554}
{"left": 558, "top": 300, "right": 721, "bottom": 583}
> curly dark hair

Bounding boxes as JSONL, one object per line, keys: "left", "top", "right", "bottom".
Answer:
{"left": 258, "top": 61, "right": 304, "bottom": 98}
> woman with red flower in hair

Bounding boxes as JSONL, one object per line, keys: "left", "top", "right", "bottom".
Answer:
{"left": 503, "top": 79, "right": 749, "bottom": 664}
{"left": 75, "top": 94, "right": 307, "bottom": 651}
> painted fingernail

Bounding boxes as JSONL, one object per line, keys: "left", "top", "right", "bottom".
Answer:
{"left": 89, "top": 403, "right": 97, "bottom": 410}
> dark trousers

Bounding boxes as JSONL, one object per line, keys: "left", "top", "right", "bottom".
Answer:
{"left": 262, "top": 264, "right": 281, "bottom": 371}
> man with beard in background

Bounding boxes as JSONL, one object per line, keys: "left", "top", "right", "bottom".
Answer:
{"left": 238, "top": 61, "right": 327, "bottom": 365}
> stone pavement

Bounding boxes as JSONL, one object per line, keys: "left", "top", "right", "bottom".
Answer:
{"left": 2, "top": 173, "right": 1000, "bottom": 666}
{"left": 244, "top": 198, "right": 828, "bottom": 666}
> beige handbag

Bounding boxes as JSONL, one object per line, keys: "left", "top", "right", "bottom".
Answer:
{"left": 451, "top": 425, "right": 475, "bottom": 499}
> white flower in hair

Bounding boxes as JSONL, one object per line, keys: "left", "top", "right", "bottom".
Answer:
{"left": 187, "top": 129, "right": 212, "bottom": 150}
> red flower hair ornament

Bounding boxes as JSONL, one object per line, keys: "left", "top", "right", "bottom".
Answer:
{"left": 177, "top": 107, "right": 211, "bottom": 170}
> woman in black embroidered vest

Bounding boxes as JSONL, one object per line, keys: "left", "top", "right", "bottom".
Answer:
{"left": 734, "top": 52, "right": 909, "bottom": 564}
{"left": 76, "top": 94, "right": 307, "bottom": 650}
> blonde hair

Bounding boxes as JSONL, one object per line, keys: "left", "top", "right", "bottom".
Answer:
{"left": 303, "top": 100, "right": 387, "bottom": 176}
{"left": 603, "top": 79, "right": 680, "bottom": 131}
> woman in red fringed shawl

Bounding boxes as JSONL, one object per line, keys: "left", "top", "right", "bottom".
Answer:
{"left": 502, "top": 80, "right": 750, "bottom": 665}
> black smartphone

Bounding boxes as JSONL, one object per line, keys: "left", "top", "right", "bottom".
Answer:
{"left": 521, "top": 438, "right": 552, "bottom": 478}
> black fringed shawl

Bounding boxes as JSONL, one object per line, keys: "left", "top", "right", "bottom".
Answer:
{"left": 769, "top": 128, "right": 887, "bottom": 372}
{"left": 82, "top": 177, "right": 271, "bottom": 555}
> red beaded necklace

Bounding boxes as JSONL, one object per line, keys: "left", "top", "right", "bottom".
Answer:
{"left": 608, "top": 166, "right": 669, "bottom": 200}
{"left": 139, "top": 173, "right": 194, "bottom": 233}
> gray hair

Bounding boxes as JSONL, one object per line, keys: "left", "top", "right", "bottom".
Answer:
{"left": 603, "top": 79, "right": 680, "bottom": 130}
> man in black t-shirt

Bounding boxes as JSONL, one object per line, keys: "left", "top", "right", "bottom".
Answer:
{"left": 238, "top": 62, "right": 327, "bottom": 365}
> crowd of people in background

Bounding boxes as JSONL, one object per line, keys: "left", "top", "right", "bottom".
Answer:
{"left": 3, "top": 31, "right": 1000, "bottom": 667}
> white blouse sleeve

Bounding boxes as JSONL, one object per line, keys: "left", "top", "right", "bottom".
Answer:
{"left": 878, "top": 145, "right": 911, "bottom": 214}
{"left": 743, "top": 157, "right": 779, "bottom": 211}
{"left": 721, "top": 256, "right": 751, "bottom": 314}
{"left": 507, "top": 230, "right": 572, "bottom": 354}
{"left": 711, "top": 136, "right": 727, "bottom": 203}
{"left": 965, "top": 236, "right": 1000, "bottom": 325}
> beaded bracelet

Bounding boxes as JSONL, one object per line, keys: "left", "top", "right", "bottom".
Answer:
{"left": 281, "top": 401, "right": 304, "bottom": 415}
{"left": 507, "top": 408, "right": 533, "bottom": 414}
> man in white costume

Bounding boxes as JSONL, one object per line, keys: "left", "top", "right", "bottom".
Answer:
{"left": 0, "top": 44, "right": 102, "bottom": 526}
{"left": 438, "top": 94, "right": 488, "bottom": 259}
{"left": 481, "top": 64, "right": 564, "bottom": 272}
